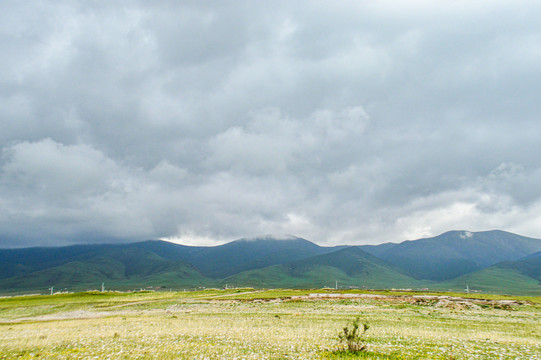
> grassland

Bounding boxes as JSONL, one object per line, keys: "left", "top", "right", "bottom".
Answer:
{"left": 0, "top": 289, "right": 539, "bottom": 359}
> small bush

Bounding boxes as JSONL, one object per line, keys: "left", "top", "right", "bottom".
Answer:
{"left": 338, "top": 317, "right": 369, "bottom": 352}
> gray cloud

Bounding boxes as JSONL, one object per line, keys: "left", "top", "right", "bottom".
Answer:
{"left": 1, "top": 1, "right": 541, "bottom": 247}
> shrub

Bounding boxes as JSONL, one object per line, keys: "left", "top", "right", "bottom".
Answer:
{"left": 338, "top": 317, "right": 369, "bottom": 352}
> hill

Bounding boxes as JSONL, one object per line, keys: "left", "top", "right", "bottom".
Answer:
{"left": 131, "top": 235, "right": 343, "bottom": 278}
{"left": 496, "top": 251, "right": 541, "bottom": 282}
{"left": 2, "top": 230, "right": 541, "bottom": 295}
{"left": 226, "top": 246, "right": 422, "bottom": 289}
{"left": 361, "top": 230, "right": 541, "bottom": 281}
{"left": 0, "top": 247, "right": 213, "bottom": 292}
{"left": 180, "top": 235, "right": 342, "bottom": 278}
{"left": 0, "top": 235, "right": 341, "bottom": 292}
{"left": 0, "top": 243, "right": 122, "bottom": 279}
{"left": 435, "top": 251, "right": 541, "bottom": 295}
{"left": 438, "top": 268, "right": 541, "bottom": 296}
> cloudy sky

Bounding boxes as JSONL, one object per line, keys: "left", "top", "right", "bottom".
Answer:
{"left": 1, "top": 1, "right": 541, "bottom": 248}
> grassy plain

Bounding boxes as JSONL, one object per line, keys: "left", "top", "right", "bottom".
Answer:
{"left": 0, "top": 289, "right": 539, "bottom": 359}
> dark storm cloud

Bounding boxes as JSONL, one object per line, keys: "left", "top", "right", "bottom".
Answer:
{"left": 1, "top": 0, "right": 541, "bottom": 247}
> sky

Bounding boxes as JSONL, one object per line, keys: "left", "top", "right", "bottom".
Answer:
{"left": 1, "top": 1, "right": 541, "bottom": 248}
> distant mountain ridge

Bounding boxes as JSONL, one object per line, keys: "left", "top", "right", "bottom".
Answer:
{"left": 1, "top": 230, "right": 541, "bottom": 295}
{"left": 360, "top": 230, "right": 541, "bottom": 281}
{"left": 438, "top": 253, "right": 541, "bottom": 295}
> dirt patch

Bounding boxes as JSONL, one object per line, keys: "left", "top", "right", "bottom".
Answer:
{"left": 0, "top": 308, "right": 161, "bottom": 324}
{"left": 434, "top": 299, "right": 481, "bottom": 310}
{"left": 285, "top": 293, "right": 528, "bottom": 309}
{"left": 104, "top": 300, "right": 161, "bottom": 309}
{"left": 1, "top": 310, "right": 113, "bottom": 323}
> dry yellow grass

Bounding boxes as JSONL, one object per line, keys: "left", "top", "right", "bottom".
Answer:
{"left": 0, "top": 290, "right": 539, "bottom": 359}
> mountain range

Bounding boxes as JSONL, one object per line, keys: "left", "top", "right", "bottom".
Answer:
{"left": 1, "top": 230, "right": 541, "bottom": 295}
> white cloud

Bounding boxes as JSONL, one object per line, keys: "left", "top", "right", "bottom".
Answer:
{"left": 2, "top": 1, "right": 541, "bottom": 247}
{"left": 206, "top": 106, "right": 368, "bottom": 176}
{"left": 1, "top": 139, "right": 117, "bottom": 197}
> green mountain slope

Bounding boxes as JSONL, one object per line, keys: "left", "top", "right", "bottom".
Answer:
{"left": 178, "top": 235, "right": 342, "bottom": 278}
{"left": 497, "top": 252, "right": 541, "bottom": 281}
{"left": 0, "top": 236, "right": 341, "bottom": 291}
{"left": 437, "top": 267, "right": 541, "bottom": 296}
{"left": 226, "top": 247, "right": 421, "bottom": 289}
{"left": 435, "top": 253, "right": 541, "bottom": 295}
{"left": 102, "top": 236, "right": 343, "bottom": 278}
{"left": 0, "top": 243, "right": 123, "bottom": 279}
{"left": 0, "top": 247, "right": 212, "bottom": 291}
{"left": 130, "top": 240, "right": 206, "bottom": 263}
{"left": 361, "top": 230, "right": 541, "bottom": 281}
{"left": 2, "top": 231, "right": 541, "bottom": 294}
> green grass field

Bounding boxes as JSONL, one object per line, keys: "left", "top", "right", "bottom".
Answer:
{"left": 0, "top": 289, "right": 539, "bottom": 359}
